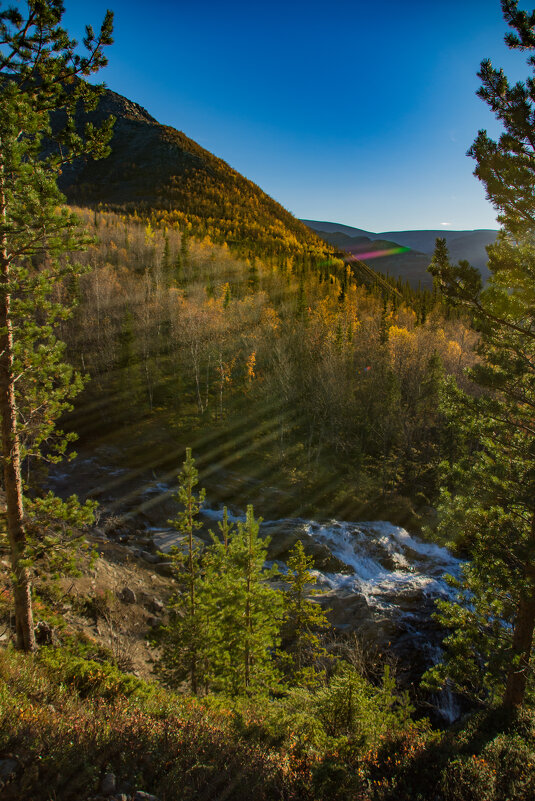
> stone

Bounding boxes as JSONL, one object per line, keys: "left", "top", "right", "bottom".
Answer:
{"left": 154, "top": 561, "right": 174, "bottom": 577}
{"left": 134, "top": 791, "right": 160, "bottom": 801}
{"left": 119, "top": 586, "right": 136, "bottom": 604}
{"left": 34, "top": 620, "right": 57, "bottom": 645}
{"left": 141, "top": 550, "right": 160, "bottom": 564}
{"left": 306, "top": 540, "right": 353, "bottom": 573}
{"left": 0, "top": 758, "right": 18, "bottom": 782}
{"left": 100, "top": 772, "right": 117, "bottom": 795}
{"left": 149, "top": 597, "right": 164, "bottom": 613}
{"left": 262, "top": 522, "right": 300, "bottom": 559}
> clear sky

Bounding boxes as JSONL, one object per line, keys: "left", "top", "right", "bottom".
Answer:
{"left": 62, "top": 0, "right": 530, "bottom": 232}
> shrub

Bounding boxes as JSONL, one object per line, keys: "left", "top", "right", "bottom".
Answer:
{"left": 440, "top": 755, "right": 496, "bottom": 801}
{"left": 38, "top": 648, "right": 154, "bottom": 700}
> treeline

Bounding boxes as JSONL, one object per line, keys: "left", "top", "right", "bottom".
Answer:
{"left": 57, "top": 208, "right": 477, "bottom": 519}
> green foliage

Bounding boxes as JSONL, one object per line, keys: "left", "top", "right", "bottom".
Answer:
{"left": 158, "top": 456, "right": 283, "bottom": 697}
{"left": 426, "top": 2, "right": 535, "bottom": 707}
{"left": 12, "top": 638, "right": 535, "bottom": 801}
{"left": 0, "top": 0, "right": 114, "bottom": 648}
{"left": 278, "top": 539, "right": 332, "bottom": 687}
{"left": 157, "top": 448, "right": 207, "bottom": 693}
{"left": 202, "top": 505, "right": 283, "bottom": 696}
{"left": 38, "top": 647, "right": 154, "bottom": 700}
{"left": 251, "top": 662, "right": 414, "bottom": 758}
{"left": 0, "top": 647, "right": 301, "bottom": 801}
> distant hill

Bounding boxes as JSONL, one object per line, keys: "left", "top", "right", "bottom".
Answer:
{"left": 302, "top": 220, "right": 498, "bottom": 287}
{"left": 56, "top": 89, "right": 330, "bottom": 262}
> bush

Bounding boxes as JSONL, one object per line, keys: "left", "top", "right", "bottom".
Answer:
{"left": 441, "top": 755, "right": 497, "bottom": 801}
{"left": 38, "top": 648, "right": 154, "bottom": 700}
{"left": 483, "top": 733, "right": 535, "bottom": 801}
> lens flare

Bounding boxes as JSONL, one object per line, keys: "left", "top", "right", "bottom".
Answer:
{"left": 351, "top": 246, "right": 410, "bottom": 260}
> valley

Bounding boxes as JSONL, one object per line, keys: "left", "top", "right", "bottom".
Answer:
{"left": 3, "top": 2, "right": 535, "bottom": 798}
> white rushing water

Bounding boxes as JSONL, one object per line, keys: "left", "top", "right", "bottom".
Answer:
{"left": 300, "top": 519, "right": 461, "bottom": 611}
{"left": 201, "top": 509, "right": 461, "bottom": 615}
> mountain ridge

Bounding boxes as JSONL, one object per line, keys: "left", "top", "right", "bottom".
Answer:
{"left": 302, "top": 219, "right": 499, "bottom": 286}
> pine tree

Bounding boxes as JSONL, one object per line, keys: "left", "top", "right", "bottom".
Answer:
{"left": 425, "top": 0, "right": 535, "bottom": 708}
{"left": 247, "top": 257, "right": 259, "bottom": 293}
{"left": 203, "top": 506, "right": 282, "bottom": 696}
{"left": 0, "top": 1, "right": 113, "bottom": 650}
{"left": 159, "top": 448, "right": 207, "bottom": 694}
{"left": 279, "top": 540, "right": 331, "bottom": 688}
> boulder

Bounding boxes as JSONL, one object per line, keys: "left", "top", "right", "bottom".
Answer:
{"left": 35, "top": 620, "right": 57, "bottom": 646}
{"left": 119, "top": 586, "right": 136, "bottom": 604}
{"left": 306, "top": 540, "right": 354, "bottom": 573}
{"left": 100, "top": 772, "right": 116, "bottom": 796}
{"left": 149, "top": 597, "right": 164, "bottom": 613}
{"left": 0, "top": 758, "right": 18, "bottom": 783}
{"left": 140, "top": 550, "right": 160, "bottom": 564}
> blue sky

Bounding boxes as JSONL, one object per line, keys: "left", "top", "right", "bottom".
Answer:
{"left": 63, "top": 0, "right": 528, "bottom": 231}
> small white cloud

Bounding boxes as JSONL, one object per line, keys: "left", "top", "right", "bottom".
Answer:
{"left": 441, "top": 222, "right": 452, "bottom": 226}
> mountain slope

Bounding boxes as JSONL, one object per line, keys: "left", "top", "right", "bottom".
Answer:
{"left": 58, "top": 89, "right": 329, "bottom": 260}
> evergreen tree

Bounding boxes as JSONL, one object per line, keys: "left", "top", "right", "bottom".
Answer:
{"left": 247, "top": 257, "right": 259, "bottom": 293}
{"left": 159, "top": 448, "right": 207, "bottom": 694}
{"left": 180, "top": 229, "right": 189, "bottom": 268}
{"left": 425, "top": 0, "right": 535, "bottom": 708}
{"left": 279, "top": 540, "right": 331, "bottom": 688}
{"left": 0, "top": 0, "right": 113, "bottom": 650}
{"left": 162, "top": 233, "right": 171, "bottom": 286}
{"left": 296, "top": 275, "right": 307, "bottom": 320}
{"left": 204, "top": 506, "right": 282, "bottom": 696}
{"left": 173, "top": 249, "right": 182, "bottom": 286}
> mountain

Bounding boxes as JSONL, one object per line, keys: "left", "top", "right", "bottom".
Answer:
{"left": 57, "top": 89, "right": 329, "bottom": 261}
{"left": 302, "top": 219, "right": 498, "bottom": 287}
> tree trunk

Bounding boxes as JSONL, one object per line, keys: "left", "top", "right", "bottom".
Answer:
{"left": 0, "top": 145, "right": 36, "bottom": 651}
{"left": 503, "top": 512, "right": 535, "bottom": 708}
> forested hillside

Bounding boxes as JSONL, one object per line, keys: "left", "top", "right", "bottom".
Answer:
{"left": 57, "top": 207, "right": 477, "bottom": 524}
{"left": 57, "top": 89, "right": 330, "bottom": 265}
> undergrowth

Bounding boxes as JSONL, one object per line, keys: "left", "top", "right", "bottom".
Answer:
{"left": 1, "top": 644, "right": 535, "bottom": 800}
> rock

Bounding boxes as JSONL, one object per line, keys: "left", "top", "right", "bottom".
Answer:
{"left": 262, "top": 522, "right": 353, "bottom": 573}
{"left": 100, "top": 772, "right": 117, "bottom": 795}
{"left": 262, "top": 521, "right": 300, "bottom": 559}
{"left": 141, "top": 550, "right": 160, "bottom": 564}
{"left": 149, "top": 597, "right": 164, "bottom": 613}
{"left": 0, "top": 757, "right": 18, "bottom": 782}
{"left": 152, "top": 530, "right": 204, "bottom": 555}
{"left": 134, "top": 791, "right": 161, "bottom": 801}
{"left": 119, "top": 586, "right": 136, "bottom": 604}
{"left": 34, "top": 620, "right": 57, "bottom": 645}
{"left": 154, "top": 561, "right": 174, "bottom": 577}
{"left": 146, "top": 615, "right": 161, "bottom": 628}
{"left": 306, "top": 540, "right": 354, "bottom": 573}
{"left": 321, "top": 591, "right": 372, "bottom": 630}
